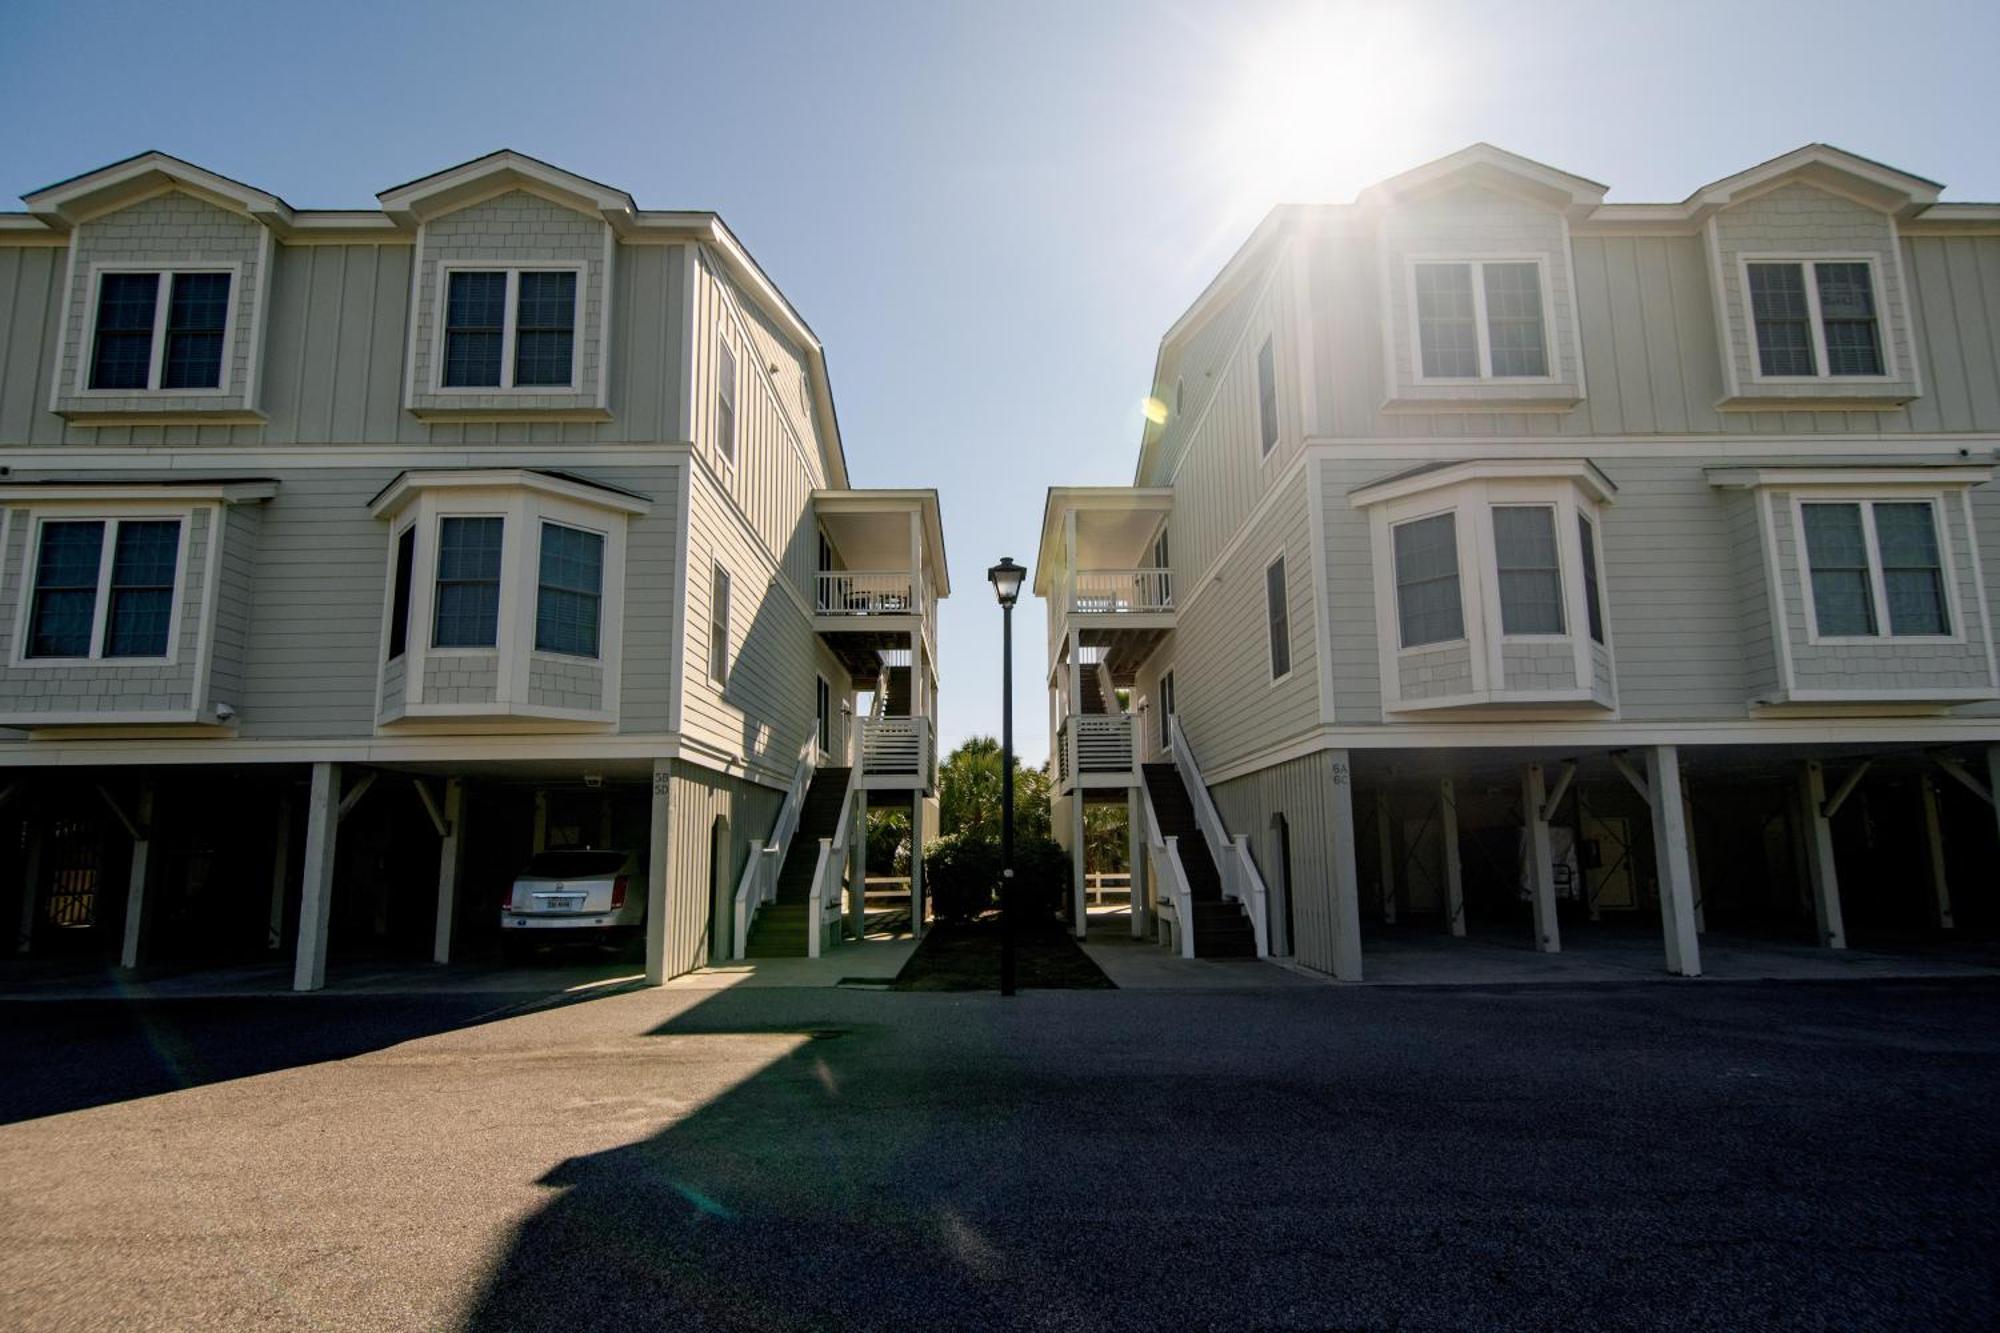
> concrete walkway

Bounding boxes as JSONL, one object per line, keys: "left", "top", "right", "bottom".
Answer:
{"left": 673, "top": 934, "right": 917, "bottom": 989}
{"left": 1077, "top": 911, "right": 1323, "bottom": 989}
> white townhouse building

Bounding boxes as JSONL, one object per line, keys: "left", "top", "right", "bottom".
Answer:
{"left": 0, "top": 151, "right": 947, "bottom": 988}
{"left": 1041, "top": 143, "right": 2000, "bottom": 978}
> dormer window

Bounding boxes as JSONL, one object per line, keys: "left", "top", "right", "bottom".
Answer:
{"left": 1746, "top": 260, "right": 1884, "bottom": 379}
{"left": 1411, "top": 260, "right": 1549, "bottom": 381}
{"left": 87, "top": 270, "right": 233, "bottom": 392}
{"left": 437, "top": 266, "right": 579, "bottom": 390}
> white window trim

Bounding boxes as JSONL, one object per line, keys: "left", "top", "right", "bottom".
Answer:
{"left": 1737, "top": 253, "right": 1896, "bottom": 384}
{"left": 1788, "top": 490, "right": 1962, "bottom": 647}
{"left": 1405, "top": 254, "right": 1559, "bottom": 386}
{"left": 715, "top": 334, "right": 740, "bottom": 472}
{"left": 74, "top": 263, "right": 242, "bottom": 397}
{"left": 1255, "top": 334, "right": 1281, "bottom": 461}
{"left": 429, "top": 262, "right": 585, "bottom": 394}
{"left": 815, "top": 672, "right": 833, "bottom": 759}
{"left": 9, "top": 506, "right": 193, "bottom": 667}
{"left": 531, "top": 517, "right": 611, "bottom": 661}
{"left": 1364, "top": 474, "right": 1613, "bottom": 715}
{"left": 708, "top": 559, "right": 732, "bottom": 687}
{"left": 1264, "top": 549, "right": 1293, "bottom": 686}
{"left": 371, "top": 477, "right": 634, "bottom": 727}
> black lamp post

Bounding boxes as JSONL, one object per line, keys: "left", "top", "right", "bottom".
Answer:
{"left": 987, "top": 556, "right": 1026, "bottom": 997}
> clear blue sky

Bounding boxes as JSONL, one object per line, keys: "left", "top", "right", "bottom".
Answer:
{"left": 4, "top": 0, "right": 1996, "bottom": 762}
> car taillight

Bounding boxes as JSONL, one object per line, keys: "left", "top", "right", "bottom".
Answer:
{"left": 498, "top": 887, "right": 516, "bottom": 913}
{"left": 611, "top": 875, "right": 629, "bottom": 909}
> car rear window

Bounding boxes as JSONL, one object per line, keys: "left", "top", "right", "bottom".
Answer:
{"left": 522, "top": 850, "right": 628, "bottom": 879}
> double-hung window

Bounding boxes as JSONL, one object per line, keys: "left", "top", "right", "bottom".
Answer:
{"left": 716, "top": 340, "right": 738, "bottom": 466}
{"left": 26, "top": 518, "right": 182, "bottom": 659}
{"left": 1158, "top": 670, "right": 1176, "bottom": 750}
{"left": 1746, "top": 260, "right": 1884, "bottom": 379}
{"left": 440, "top": 268, "right": 578, "bottom": 389}
{"left": 1391, "top": 512, "right": 1465, "bottom": 648}
{"left": 1264, "top": 554, "right": 1291, "bottom": 680}
{"left": 88, "top": 271, "right": 232, "bottom": 391}
{"left": 433, "top": 516, "right": 504, "bottom": 648}
{"left": 1493, "top": 506, "right": 1564, "bottom": 635}
{"left": 1577, "top": 514, "right": 1605, "bottom": 644}
{"left": 709, "top": 564, "right": 732, "bottom": 685}
{"left": 1801, "top": 500, "right": 1948, "bottom": 638}
{"left": 1412, "top": 260, "right": 1548, "bottom": 380}
{"left": 535, "top": 522, "right": 604, "bottom": 657}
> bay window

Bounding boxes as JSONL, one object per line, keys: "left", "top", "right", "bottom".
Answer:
{"left": 1801, "top": 499, "right": 1949, "bottom": 639}
{"left": 25, "top": 517, "right": 182, "bottom": 660}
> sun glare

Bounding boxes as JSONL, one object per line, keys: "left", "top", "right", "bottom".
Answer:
{"left": 1205, "top": 4, "right": 1455, "bottom": 224}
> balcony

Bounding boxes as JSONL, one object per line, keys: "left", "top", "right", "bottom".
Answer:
{"left": 1055, "top": 712, "right": 1137, "bottom": 791}
{"left": 814, "top": 570, "right": 929, "bottom": 621}
{"left": 811, "top": 491, "right": 948, "bottom": 692}
{"left": 1063, "top": 567, "right": 1174, "bottom": 617}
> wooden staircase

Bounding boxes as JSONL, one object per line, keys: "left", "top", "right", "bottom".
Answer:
{"left": 743, "top": 767, "right": 852, "bottom": 958}
{"left": 884, "top": 664, "right": 912, "bottom": 716}
{"left": 1078, "top": 670, "right": 1110, "bottom": 715}
{"left": 1142, "top": 763, "right": 1256, "bottom": 958}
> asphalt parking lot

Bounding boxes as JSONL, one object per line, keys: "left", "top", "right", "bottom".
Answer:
{"left": 2, "top": 974, "right": 1996, "bottom": 1331}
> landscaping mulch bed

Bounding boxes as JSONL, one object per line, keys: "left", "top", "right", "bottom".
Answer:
{"left": 891, "top": 920, "right": 1115, "bottom": 991}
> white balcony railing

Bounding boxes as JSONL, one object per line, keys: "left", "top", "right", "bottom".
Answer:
{"left": 1170, "top": 715, "right": 1269, "bottom": 958}
{"left": 1066, "top": 568, "right": 1173, "bottom": 615}
{"left": 732, "top": 745, "right": 815, "bottom": 960}
{"left": 856, "top": 714, "right": 934, "bottom": 788}
{"left": 816, "top": 570, "right": 923, "bottom": 617}
{"left": 1056, "top": 712, "right": 1136, "bottom": 784}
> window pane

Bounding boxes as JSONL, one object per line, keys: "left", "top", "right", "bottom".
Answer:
{"left": 443, "top": 271, "right": 507, "bottom": 387}
{"left": 1874, "top": 502, "right": 1947, "bottom": 635}
{"left": 513, "top": 271, "right": 577, "bottom": 386}
{"left": 28, "top": 521, "right": 104, "bottom": 658}
{"left": 1392, "top": 512, "right": 1464, "bottom": 648}
{"left": 717, "top": 342, "right": 737, "bottom": 462}
{"left": 1801, "top": 502, "right": 1875, "bottom": 636}
{"left": 535, "top": 522, "right": 604, "bottom": 656}
{"left": 90, "top": 273, "right": 159, "bottom": 390}
{"left": 162, "top": 273, "right": 229, "bottom": 389}
{"left": 1577, "top": 515, "right": 1605, "bottom": 644}
{"left": 1748, "top": 263, "right": 1816, "bottom": 377}
{"left": 1815, "top": 262, "right": 1883, "bottom": 376}
{"left": 709, "top": 567, "right": 731, "bottom": 683}
{"left": 387, "top": 526, "right": 416, "bottom": 659}
{"left": 434, "top": 516, "right": 503, "bottom": 647}
{"left": 1265, "top": 556, "right": 1290, "bottom": 679}
{"left": 1494, "top": 506, "right": 1564, "bottom": 635}
{"left": 1482, "top": 263, "right": 1548, "bottom": 377}
{"left": 105, "top": 520, "right": 180, "bottom": 657}
{"left": 1414, "top": 264, "right": 1478, "bottom": 378}
{"left": 1256, "top": 337, "right": 1279, "bottom": 453}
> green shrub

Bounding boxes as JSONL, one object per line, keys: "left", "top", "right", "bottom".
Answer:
{"left": 924, "top": 831, "right": 1000, "bottom": 923}
{"left": 1009, "top": 837, "right": 1070, "bottom": 923}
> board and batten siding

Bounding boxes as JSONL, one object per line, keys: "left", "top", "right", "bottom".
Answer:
{"left": 1208, "top": 748, "right": 1355, "bottom": 977}
{"left": 660, "top": 759, "right": 783, "bottom": 976}
{"left": 1299, "top": 192, "right": 2000, "bottom": 441}
{"left": 0, "top": 217, "right": 695, "bottom": 447}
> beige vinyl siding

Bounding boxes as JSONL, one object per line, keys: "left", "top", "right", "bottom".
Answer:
{"left": 207, "top": 501, "right": 261, "bottom": 709}
{"left": 0, "top": 231, "right": 695, "bottom": 447}
{"left": 1169, "top": 472, "right": 1319, "bottom": 774}
{"left": 681, "top": 462, "right": 848, "bottom": 779}
{"left": 1208, "top": 748, "right": 1350, "bottom": 975}
{"left": 660, "top": 760, "right": 783, "bottom": 976}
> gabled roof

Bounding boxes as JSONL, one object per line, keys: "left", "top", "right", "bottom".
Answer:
{"left": 1675, "top": 142, "right": 1941, "bottom": 219}
{"left": 24, "top": 150, "right": 293, "bottom": 229}
{"left": 376, "top": 149, "right": 637, "bottom": 230}
{"left": 1356, "top": 142, "right": 1608, "bottom": 219}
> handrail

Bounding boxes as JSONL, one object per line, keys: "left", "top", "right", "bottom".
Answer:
{"left": 1169, "top": 715, "right": 1270, "bottom": 958}
{"left": 806, "top": 763, "right": 860, "bottom": 958}
{"left": 732, "top": 745, "right": 814, "bottom": 960}
{"left": 1093, "top": 658, "right": 1120, "bottom": 715}
{"left": 815, "top": 569, "right": 923, "bottom": 617}
{"left": 1065, "top": 567, "right": 1174, "bottom": 615}
{"left": 1139, "top": 780, "right": 1196, "bottom": 959}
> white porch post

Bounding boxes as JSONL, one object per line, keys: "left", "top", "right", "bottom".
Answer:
{"left": 15, "top": 819, "right": 43, "bottom": 955}
{"left": 1987, "top": 745, "right": 2000, "bottom": 860}
{"left": 266, "top": 788, "right": 292, "bottom": 951}
{"left": 1522, "top": 764, "right": 1561, "bottom": 954}
{"left": 1800, "top": 760, "right": 1847, "bottom": 950}
{"left": 1375, "top": 792, "right": 1396, "bottom": 926}
{"left": 1644, "top": 745, "right": 1701, "bottom": 977}
{"left": 1439, "top": 777, "right": 1465, "bottom": 938}
{"left": 1683, "top": 783, "right": 1706, "bottom": 934}
{"left": 433, "top": 778, "right": 466, "bottom": 964}
{"left": 293, "top": 763, "right": 340, "bottom": 992}
{"left": 644, "top": 759, "right": 672, "bottom": 985}
{"left": 532, "top": 790, "right": 549, "bottom": 853}
{"left": 1070, "top": 790, "right": 1087, "bottom": 938}
{"left": 1919, "top": 776, "right": 1954, "bottom": 931}
{"left": 908, "top": 792, "right": 926, "bottom": 938}
{"left": 1327, "top": 750, "right": 1364, "bottom": 981}
{"left": 118, "top": 782, "right": 158, "bottom": 970}
{"left": 847, "top": 797, "right": 865, "bottom": 941}
{"left": 1127, "top": 786, "right": 1148, "bottom": 938}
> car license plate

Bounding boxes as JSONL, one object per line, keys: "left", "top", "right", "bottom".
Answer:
{"left": 547, "top": 895, "right": 583, "bottom": 911}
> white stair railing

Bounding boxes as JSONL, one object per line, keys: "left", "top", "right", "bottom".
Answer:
{"left": 732, "top": 746, "right": 815, "bottom": 960}
{"left": 1168, "top": 715, "right": 1270, "bottom": 958}
{"left": 1139, "top": 780, "right": 1196, "bottom": 959}
{"left": 806, "top": 765, "right": 860, "bottom": 958}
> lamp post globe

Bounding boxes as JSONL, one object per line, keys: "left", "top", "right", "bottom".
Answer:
{"left": 986, "top": 557, "right": 1024, "bottom": 996}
